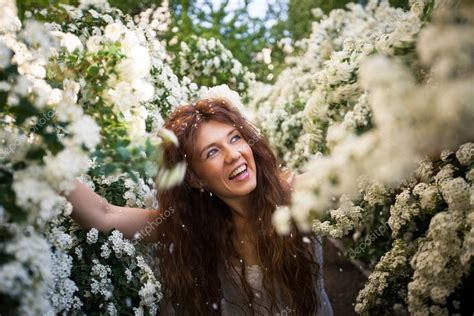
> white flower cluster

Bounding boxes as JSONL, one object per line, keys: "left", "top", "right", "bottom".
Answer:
{"left": 90, "top": 258, "right": 114, "bottom": 300}
{"left": 178, "top": 36, "right": 256, "bottom": 99}
{"left": 0, "top": 2, "right": 102, "bottom": 313}
{"left": 201, "top": 83, "right": 255, "bottom": 121}
{"left": 123, "top": 175, "right": 158, "bottom": 209}
{"left": 56, "top": 218, "right": 163, "bottom": 314}
{"left": 1, "top": 22, "right": 99, "bottom": 195}
{"left": 46, "top": 219, "right": 83, "bottom": 312}
{"left": 86, "top": 227, "right": 99, "bottom": 244}
{"left": 133, "top": 0, "right": 171, "bottom": 36}
{"left": 1, "top": 0, "right": 191, "bottom": 314}
{"left": 278, "top": 0, "right": 473, "bottom": 230}
{"left": 252, "top": 0, "right": 423, "bottom": 169}
{"left": 406, "top": 148, "right": 473, "bottom": 314}
{"left": 263, "top": 1, "right": 474, "bottom": 313}
{"left": 312, "top": 196, "right": 366, "bottom": 238}
{"left": 354, "top": 141, "right": 473, "bottom": 314}
{"left": 129, "top": 3, "right": 199, "bottom": 119}
{"left": 355, "top": 239, "right": 411, "bottom": 314}
{"left": 407, "top": 212, "right": 465, "bottom": 314}
{"left": 135, "top": 255, "right": 162, "bottom": 314}
{"left": 0, "top": 226, "right": 55, "bottom": 315}
{"left": 48, "top": 3, "right": 196, "bottom": 147}
{"left": 51, "top": 20, "right": 153, "bottom": 143}
{"left": 388, "top": 189, "right": 421, "bottom": 237}
{"left": 108, "top": 230, "right": 135, "bottom": 257}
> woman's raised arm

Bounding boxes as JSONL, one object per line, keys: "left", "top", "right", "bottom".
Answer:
{"left": 65, "top": 179, "right": 162, "bottom": 243}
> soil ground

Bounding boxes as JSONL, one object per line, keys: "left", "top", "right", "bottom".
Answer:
{"left": 322, "top": 237, "right": 368, "bottom": 316}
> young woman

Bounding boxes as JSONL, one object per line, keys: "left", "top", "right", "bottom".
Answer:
{"left": 66, "top": 98, "right": 334, "bottom": 316}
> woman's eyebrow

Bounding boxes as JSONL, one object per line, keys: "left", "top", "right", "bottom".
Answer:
{"left": 200, "top": 128, "right": 237, "bottom": 155}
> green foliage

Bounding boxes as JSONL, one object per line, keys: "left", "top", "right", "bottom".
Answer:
{"left": 16, "top": 0, "right": 79, "bottom": 19}
{"left": 165, "top": 0, "right": 289, "bottom": 82}
{"left": 16, "top": 0, "right": 162, "bottom": 18}
{"left": 173, "top": 35, "right": 255, "bottom": 100}
{"left": 288, "top": 0, "right": 410, "bottom": 41}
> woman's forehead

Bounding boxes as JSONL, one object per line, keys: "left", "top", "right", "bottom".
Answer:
{"left": 195, "top": 120, "right": 236, "bottom": 148}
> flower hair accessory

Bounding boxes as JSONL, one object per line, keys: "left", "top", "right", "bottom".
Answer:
{"left": 201, "top": 84, "right": 250, "bottom": 119}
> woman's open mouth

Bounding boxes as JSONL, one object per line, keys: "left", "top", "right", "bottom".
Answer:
{"left": 228, "top": 164, "right": 249, "bottom": 181}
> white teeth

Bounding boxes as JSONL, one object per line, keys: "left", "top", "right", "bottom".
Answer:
{"left": 229, "top": 164, "right": 247, "bottom": 179}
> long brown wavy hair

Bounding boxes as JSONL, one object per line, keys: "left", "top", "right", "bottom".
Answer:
{"left": 156, "top": 99, "right": 321, "bottom": 315}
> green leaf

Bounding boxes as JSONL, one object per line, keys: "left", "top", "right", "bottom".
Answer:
{"left": 116, "top": 146, "right": 131, "bottom": 160}
{"left": 25, "top": 147, "right": 47, "bottom": 160}
{"left": 87, "top": 65, "right": 100, "bottom": 76}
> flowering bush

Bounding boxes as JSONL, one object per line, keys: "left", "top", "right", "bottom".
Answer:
{"left": 265, "top": 0, "right": 473, "bottom": 314}
{"left": 0, "top": 0, "right": 96, "bottom": 313}
{"left": 174, "top": 35, "right": 256, "bottom": 102}
{"left": 0, "top": 0, "right": 241, "bottom": 314}
{"left": 354, "top": 144, "right": 473, "bottom": 314}
{"left": 251, "top": 0, "right": 426, "bottom": 170}
{"left": 47, "top": 215, "right": 164, "bottom": 315}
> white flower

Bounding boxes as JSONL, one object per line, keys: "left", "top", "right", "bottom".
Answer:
{"left": 117, "top": 46, "right": 151, "bottom": 81}
{"left": 86, "top": 35, "right": 102, "bottom": 52}
{"left": 100, "top": 244, "right": 111, "bottom": 259}
{"left": 107, "top": 302, "right": 117, "bottom": 316}
{"left": 69, "top": 115, "right": 101, "bottom": 150}
{"left": 53, "top": 32, "right": 83, "bottom": 53}
{"left": 44, "top": 148, "right": 91, "bottom": 190}
{"left": 0, "top": 0, "right": 21, "bottom": 33}
{"left": 0, "top": 40, "right": 12, "bottom": 68}
{"left": 201, "top": 84, "right": 247, "bottom": 117}
{"left": 86, "top": 228, "right": 99, "bottom": 244}
{"left": 125, "top": 269, "right": 133, "bottom": 283}
{"left": 104, "top": 23, "right": 125, "bottom": 42}
{"left": 131, "top": 78, "right": 154, "bottom": 102}
{"left": 13, "top": 167, "right": 64, "bottom": 223}
{"left": 440, "top": 177, "right": 470, "bottom": 211}
{"left": 456, "top": 142, "right": 474, "bottom": 166}
{"left": 12, "top": 75, "right": 32, "bottom": 96}
{"left": 62, "top": 33, "right": 83, "bottom": 53}
{"left": 79, "top": 0, "right": 109, "bottom": 9}
{"left": 124, "top": 114, "right": 147, "bottom": 143}
{"left": 272, "top": 206, "right": 291, "bottom": 235}
{"left": 159, "top": 128, "right": 178, "bottom": 146}
{"left": 138, "top": 279, "right": 157, "bottom": 306}
{"left": 155, "top": 162, "right": 186, "bottom": 189}
{"left": 0, "top": 262, "right": 31, "bottom": 296}
{"left": 109, "top": 230, "right": 125, "bottom": 256}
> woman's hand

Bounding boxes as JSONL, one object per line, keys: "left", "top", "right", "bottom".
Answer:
{"left": 280, "top": 167, "right": 296, "bottom": 189}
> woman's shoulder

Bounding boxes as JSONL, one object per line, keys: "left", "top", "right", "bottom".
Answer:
{"left": 279, "top": 168, "right": 311, "bottom": 190}
{"left": 294, "top": 172, "right": 312, "bottom": 187}
{"left": 311, "top": 235, "right": 324, "bottom": 266}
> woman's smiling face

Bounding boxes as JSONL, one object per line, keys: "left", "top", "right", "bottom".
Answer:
{"left": 191, "top": 120, "right": 257, "bottom": 198}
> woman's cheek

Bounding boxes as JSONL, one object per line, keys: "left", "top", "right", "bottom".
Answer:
{"left": 209, "top": 160, "right": 224, "bottom": 179}
{"left": 242, "top": 142, "right": 252, "bottom": 153}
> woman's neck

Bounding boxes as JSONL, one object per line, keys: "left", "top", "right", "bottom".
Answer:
{"left": 221, "top": 195, "right": 250, "bottom": 219}
{"left": 220, "top": 195, "right": 254, "bottom": 237}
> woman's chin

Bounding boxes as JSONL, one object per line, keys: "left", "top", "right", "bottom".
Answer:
{"left": 231, "top": 179, "right": 257, "bottom": 195}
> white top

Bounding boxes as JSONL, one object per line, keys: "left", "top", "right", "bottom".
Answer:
{"left": 218, "top": 236, "right": 334, "bottom": 316}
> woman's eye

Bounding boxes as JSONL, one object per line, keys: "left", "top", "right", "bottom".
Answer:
{"left": 231, "top": 135, "right": 241, "bottom": 142}
{"left": 207, "top": 149, "right": 217, "bottom": 158}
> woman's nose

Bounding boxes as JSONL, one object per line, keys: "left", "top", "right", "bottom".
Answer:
{"left": 224, "top": 147, "right": 241, "bottom": 163}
